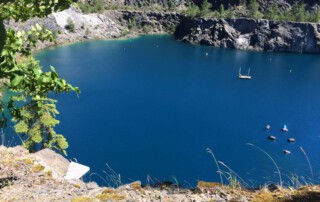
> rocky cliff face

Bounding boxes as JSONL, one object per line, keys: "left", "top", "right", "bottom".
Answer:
{"left": 8, "top": 7, "right": 320, "bottom": 54}
{"left": 117, "top": 10, "right": 183, "bottom": 33}
{"left": 107, "top": 0, "right": 319, "bottom": 11}
{"left": 175, "top": 17, "right": 320, "bottom": 53}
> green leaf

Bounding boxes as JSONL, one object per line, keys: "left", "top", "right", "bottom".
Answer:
{"left": 11, "top": 75, "right": 23, "bottom": 86}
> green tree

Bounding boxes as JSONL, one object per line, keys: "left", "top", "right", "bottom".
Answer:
{"left": 200, "top": 0, "right": 213, "bottom": 16}
{"left": 219, "top": 4, "right": 225, "bottom": 18}
{"left": 78, "top": 0, "right": 104, "bottom": 13}
{"left": 265, "top": 2, "right": 282, "bottom": 20}
{"left": 66, "top": 17, "right": 76, "bottom": 32}
{"left": 247, "top": 0, "right": 262, "bottom": 19}
{"left": 283, "top": 8, "right": 293, "bottom": 21}
{"left": 316, "top": 9, "right": 320, "bottom": 22}
{"left": 292, "top": 2, "right": 307, "bottom": 22}
{"left": 185, "top": 3, "right": 201, "bottom": 17}
{"left": 240, "top": 0, "right": 247, "bottom": 9}
{"left": 167, "top": 0, "right": 175, "bottom": 10}
{"left": 0, "top": 0, "right": 79, "bottom": 155}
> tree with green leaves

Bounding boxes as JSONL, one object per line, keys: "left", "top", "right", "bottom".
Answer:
{"left": 185, "top": 2, "right": 201, "bottom": 17}
{"left": 219, "top": 4, "right": 225, "bottom": 18}
{"left": 265, "top": 2, "right": 282, "bottom": 20}
{"left": 247, "top": 0, "right": 262, "bottom": 19}
{"left": 291, "top": 2, "right": 307, "bottom": 22}
{"left": 200, "top": 0, "right": 213, "bottom": 17}
{"left": 167, "top": 0, "right": 175, "bottom": 10}
{"left": 316, "top": 9, "right": 320, "bottom": 22}
{"left": 0, "top": 0, "right": 79, "bottom": 155}
{"left": 283, "top": 8, "right": 293, "bottom": 21}
{"left": 66, "top": 17, "right": 76, "bottom": 32}
{"left": 240, "top": 0, "right": 247, "bottom": 9}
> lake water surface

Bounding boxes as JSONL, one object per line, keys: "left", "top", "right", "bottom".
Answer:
{"left": 36, "top": 35, "right": 320, "bottom": 187}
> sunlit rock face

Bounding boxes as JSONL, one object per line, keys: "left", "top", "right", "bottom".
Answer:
{"left": 175, "top": 17, "right": 320, "bottom": 53}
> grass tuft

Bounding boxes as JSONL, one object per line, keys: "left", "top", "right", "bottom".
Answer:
{"left": 96, "top": 189, "right": 125, "bottom": 201}
{"left": 22, "top": 158, "right": 34, "bottom": 165}
{"left": 31, "top": 164, "right": 45, "bottom": 173}
{"left": 71, "top": 197, "right": 96, "bottom": 202}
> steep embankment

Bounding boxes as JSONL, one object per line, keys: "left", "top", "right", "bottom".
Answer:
{"left": 7, "top": 7, "right": 182, "bottom": 50}
{"left": 175, "top": 17, "right": 320, "bottom": 53}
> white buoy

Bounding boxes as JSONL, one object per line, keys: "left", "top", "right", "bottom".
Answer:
{"left": 287, "top": 138, "right": 296, "bottom": 142}
{"left": 282, "top": 125, "right": 288, "bottom": 132}
{"left": 265, "top": 124, "right": 271, "bottom": 130}
{"left": 283, "top": 150, "right": 291, "bottom": 154}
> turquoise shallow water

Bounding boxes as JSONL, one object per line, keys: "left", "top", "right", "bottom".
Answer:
{"left": 35, "top": 35, "right": 320, "bottom": 187}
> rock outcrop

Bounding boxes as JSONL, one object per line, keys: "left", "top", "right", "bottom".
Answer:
{"left": 0, "top": 146, "right": 249, "bottom": 202}
{"left": 116, "top": 10, "right": 183, "bottom": 33}
{"left": 7, "top": 7, "right": 320, "bottom": 54}
{"left": 7, "top": 7, "right": 121, "bottom": 50}
{"left": 1, "top": 146, "right": 320, "bottom": 201}
{"left": 175, "top": 17, "right": 320, "bottom": 53}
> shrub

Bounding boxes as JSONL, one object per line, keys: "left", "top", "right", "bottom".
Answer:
{"left": 185, "top": 3, "right": 201, "bottom": 17}
{"left": 167, "top": 24, "right": 176, "bottom": 33}
{"left": 78, "top": 0, "right": 104, "bottom": 14}
{"left": 248, "top": 0, "right": 263, "bottom": 19}
{"left": 65, "top": 17, "right": 75, "bottom": 32}
{"left": 142, "top": 24, "right": 150, "bottom": 33}
{"left": 128, "top": 16, "right": 139, "bottom": 30}
{"left": 200, "top": 0, "right": 213, "bottom": 16}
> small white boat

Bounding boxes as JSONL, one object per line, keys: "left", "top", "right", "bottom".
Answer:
{"left": 268, "top": 136, "right": 276, "bottom": 140}
{"left": 239, "top": 67, "right": 251, "bottom": 79}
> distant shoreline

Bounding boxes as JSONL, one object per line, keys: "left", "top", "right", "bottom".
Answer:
{"left": 11, "top": 8, "right": 320, "bottom": 56}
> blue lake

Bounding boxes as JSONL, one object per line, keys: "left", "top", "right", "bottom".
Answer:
{"left": 35, "top": 35, "right": 320, "bottom": 187}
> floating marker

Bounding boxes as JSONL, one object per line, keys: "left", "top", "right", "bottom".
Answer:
{"left": 265, "top": 124, "right": 271, "bottom": 130}
{"left": 283, "top": 150, "right": 291, "bottom": 154}
{"left": 282, "top": 125, "right": 288, "bottom": 132}
{"left": 287, "top": 138, "right": 296, "bottom": 143}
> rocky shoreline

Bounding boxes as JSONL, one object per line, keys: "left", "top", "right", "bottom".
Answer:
{"left": 175, "top": 17, "right": 320, "bottom": 54}
{"left": 1, "top": 145, "right": 320, "bottom": 202}
{"left": 7, "top": 7, "right": 320, "bottom": 54}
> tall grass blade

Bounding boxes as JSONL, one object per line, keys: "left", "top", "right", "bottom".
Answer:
{"left": 1, "top": 129, "right": 4, "bottom": 145}
{"left": 218, "top": 161, "right": 248, "bottom": 187}
{"left": 246, "top": 143, "right": 282, "bottom": 187}
{"left": 300, "top": 146, "right": 314, "bottom": 179}
{"left": 206, "top": 148, "right": 223, "bottom": 185}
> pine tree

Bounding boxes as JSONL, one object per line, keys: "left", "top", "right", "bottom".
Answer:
{"left": 200, "top": 0, "right": 213, "bottom": 16}
{"left": 219, "top": 4, "right": 225, "bottom": 18}
{"left": 292, "top": 2, "right": 307, "bottom": 22}
{"left": 316, "top": 9, "right": 320, "bottom": 22}
{"left": 248, "top": 0, "right": 261, "bottom": 19}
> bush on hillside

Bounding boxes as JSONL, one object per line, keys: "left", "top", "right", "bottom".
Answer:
{"left": 78, "top": 0, "right": 104, "bottom": 14}
{"left": 65, "top": 17, "right": 75, "bottom": 32}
